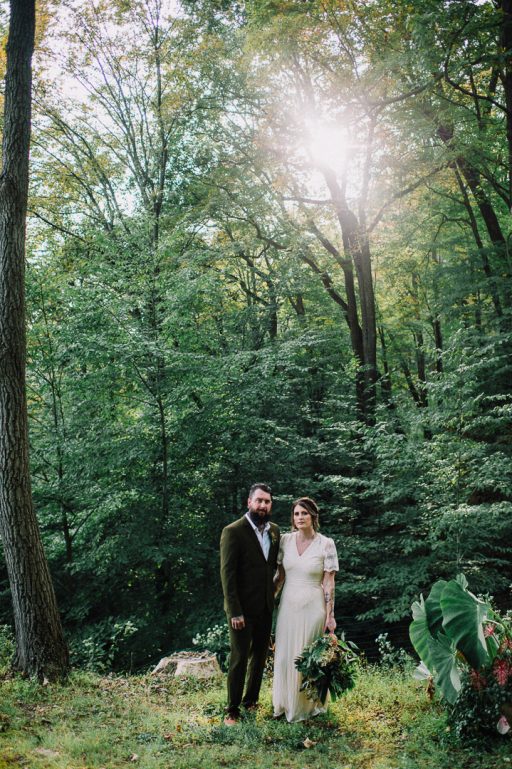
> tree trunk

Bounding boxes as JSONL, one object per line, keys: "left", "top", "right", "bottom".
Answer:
{"left": 411, "top": 273, "right": 428, "bottom": 409}
{"left": 0, "top": 0, "right": 69, "bottom": 680}
{"left": 321, "top": 167, "right": 377, "bottom": 420}
{"left": 377, "top": 324, "right": 394, "bottom": 408}
{"left": 500, "top": 0, "right": 512, "bottom": 207}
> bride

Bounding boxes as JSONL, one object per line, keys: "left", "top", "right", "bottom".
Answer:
{"left": 272, "top": 497, "right": 339, "bottom": 722}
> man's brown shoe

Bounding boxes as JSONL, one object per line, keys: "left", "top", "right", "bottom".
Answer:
{"left": 223, "top": 714, "right": 239, "bottom": 726}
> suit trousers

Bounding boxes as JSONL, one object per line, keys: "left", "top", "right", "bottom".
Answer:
{"left": 226, "top": 610, "right": 272, "bottom": 715}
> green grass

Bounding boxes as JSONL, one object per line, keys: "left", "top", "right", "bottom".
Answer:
{"left": 0, "top": 666, "right": 509, "bottom": 769}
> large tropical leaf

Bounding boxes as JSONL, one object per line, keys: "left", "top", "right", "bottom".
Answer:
{"left": 412, "top": 661, "right": 431, "bottom": 681}
{"left": 428, "top": 632, "right": 462, "bottom": 705}
{"left": 410, "top": 595, "right": 435, "bottom": 670}
{"left": 424, "top": 579, "right": 447, "bottom": 638}
{"left": 410, "top": 594, "right": 461, "bottom": 704}
{"left": 456, "top": 574, "right": 468, "bottom": 590}
{"left": 440, "top": 579, "right": 490, "bottom": 670}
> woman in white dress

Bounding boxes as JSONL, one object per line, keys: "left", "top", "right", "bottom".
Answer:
{"left": 272, "top": 497, "right": 339, "bottom": 722}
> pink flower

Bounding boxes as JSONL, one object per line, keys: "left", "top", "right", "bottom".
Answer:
{"left": 469, "top": 670, "right": 487, "bottom": 691}
{"left": 499, "top": 637, "right": 512, "bottom": 653}
{"left": 492, "top": 658, "right": 512, "bottom": 686}
{"left": 483, "top": 624, "right": 495, "bottom": 638}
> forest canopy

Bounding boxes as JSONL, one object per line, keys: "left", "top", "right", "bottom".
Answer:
{"left": 0, "top": 0, "right": 511, "bottom": 671}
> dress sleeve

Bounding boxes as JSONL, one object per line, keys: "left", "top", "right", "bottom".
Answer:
{"left": 323, "top": 536, "right": 339, "bottom": 572}
{"left": 277, "top": 533, "right": 288, "bottom": 565}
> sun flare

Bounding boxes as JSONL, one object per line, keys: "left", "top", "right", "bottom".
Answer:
{"left": 308, "top": 122, "right": 349, "bottom": 169}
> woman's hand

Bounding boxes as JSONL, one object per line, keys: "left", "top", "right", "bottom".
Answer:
{"left": 324, "top": 614, "right": 336, "bottom": 634}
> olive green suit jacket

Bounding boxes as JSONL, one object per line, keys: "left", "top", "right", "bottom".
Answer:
{"left": 220, "top": 516, "right": 280, "bottom": 620}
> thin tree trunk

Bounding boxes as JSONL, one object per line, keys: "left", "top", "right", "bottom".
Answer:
{"left": 411, "top": 273, "right": 428, "bottom": 409}
{"left": 453, "top": 167, "right": 503, "bottom": 319}
{"left": 0, "top": 0, "right": 68, "bottom": 680}
{"left": 433, "top": 317, "right": 444, "bottom": 374}
{"left": 377, "top": 324, "right": 394, "bottom": 408}
{"left": 500, "top": 0, "right": 512, "bottom": 208}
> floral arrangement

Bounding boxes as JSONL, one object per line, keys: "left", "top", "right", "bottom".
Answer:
{"left": 294, "top": 632, "right": 358, "bottom": 704}
{"left": 410, "top": 574, "right": 512, "bottom": 739}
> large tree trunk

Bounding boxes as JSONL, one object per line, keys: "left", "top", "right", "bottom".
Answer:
{"left": 321, "top": 167, "right": 378, "bottom": 420}
{"left": 0, "top": 0, "right": 68, "bottom": 680}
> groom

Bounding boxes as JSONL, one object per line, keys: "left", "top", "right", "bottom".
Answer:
{"left": 220, "top": 482, "right": 280, "bottom": 726}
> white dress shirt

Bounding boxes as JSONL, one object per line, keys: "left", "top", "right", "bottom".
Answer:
{"left": 245, "top": 512, "right": 271, "bottom": 560}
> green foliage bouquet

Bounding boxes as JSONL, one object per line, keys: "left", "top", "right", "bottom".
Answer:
{"left": 295, "top": 633, "right": 358, "bottom": 704}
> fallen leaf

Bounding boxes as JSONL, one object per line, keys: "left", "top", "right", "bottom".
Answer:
{"left": 163, "top": 733, "right": 173, "bottom": 741}
{"left": 129, "top": 754, "right": 139, "bottom": 762}
{"left": 303, "top": 737, "right": 317, "bottom": 749}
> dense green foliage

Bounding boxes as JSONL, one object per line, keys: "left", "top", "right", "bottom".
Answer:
{"left": 0, "top": 0, "right": 511, "bottom": 670}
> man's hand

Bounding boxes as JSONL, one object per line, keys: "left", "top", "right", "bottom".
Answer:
{"left": 231, "top": 615, "right": 245, "bottom": 630}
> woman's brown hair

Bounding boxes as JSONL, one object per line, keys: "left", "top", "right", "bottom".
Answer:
{"left": 291, "top": 497, "right": 320, "bottom": 532}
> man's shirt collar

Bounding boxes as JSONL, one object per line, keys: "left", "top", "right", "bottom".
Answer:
{"left": 245, "top": 511, "right": 270, "bottom": 533}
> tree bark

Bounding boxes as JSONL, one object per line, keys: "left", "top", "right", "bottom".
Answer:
{"left": 321, "top": 166, "right": 378, "bottom": 420}
{"left": 0, "top": 0, "right": 69, "bottom": 680}
{"left": 500, "top": 0, "right": 512, "bottom": 207}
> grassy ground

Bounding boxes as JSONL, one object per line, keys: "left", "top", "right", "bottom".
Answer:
{"left": 0, "top": 666, "right": 509, "bottom": 769}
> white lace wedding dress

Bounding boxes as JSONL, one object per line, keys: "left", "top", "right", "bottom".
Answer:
{"left": 272, "top": 531, "right": 339, "bottom": 722}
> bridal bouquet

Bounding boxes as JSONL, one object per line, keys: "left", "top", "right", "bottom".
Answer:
{"left": 295, "top": 633, "right": 359, "bottom": 704}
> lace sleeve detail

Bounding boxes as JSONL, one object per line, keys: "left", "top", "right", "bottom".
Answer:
{"left": 277, "top": 532, "right": 289, "bottom": 565}
{"left": 323, "top": 536, "right": 339, "bottom": 572}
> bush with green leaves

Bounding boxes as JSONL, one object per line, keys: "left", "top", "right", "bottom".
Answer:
{"left": 410, "top": 574, "right": 512, "bottom": 738}
{"left": 0, "top": 624, "right": 14, "bottom": 675}
{"left": 69, "top": 617, "right": 138, "bottom": 673}
{"left": 376, "top": 632, "right": 413, "bottom": 670}
{"left": 192, "top": 623, "right": 230, "bottom": 671}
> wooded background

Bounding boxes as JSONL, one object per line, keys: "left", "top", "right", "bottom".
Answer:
{"left": 0, "top": 0, "right": 511, "bottom": 672}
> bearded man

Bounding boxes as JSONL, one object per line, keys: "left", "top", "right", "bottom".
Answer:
{"left": 220, "top": 483, "right": 280, "bottom": 725}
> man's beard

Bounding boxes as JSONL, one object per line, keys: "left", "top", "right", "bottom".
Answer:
{"left": 249, "top": 509, "right": 271, "bottom": 527}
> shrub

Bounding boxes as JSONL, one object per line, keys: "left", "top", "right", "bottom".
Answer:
{"left": 376, "top": 632, "right": 413, "bottom": 670}
{"left": 192, "top": 623, "right": 230, "bottom": 671}
{"left": 0, "top": 624, "right": 14, "bottom": 675}
{"left": 410, "top": 574, "right": 512, "bottom": 738}
{"left": 69, "top": 617, "right": 138, "bottom": 672}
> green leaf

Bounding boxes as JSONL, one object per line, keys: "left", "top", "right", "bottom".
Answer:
{"left": 427, "top": 633, "right": 461, "bottom": 705}
{"left": 440, "top": 579, "right": 490, "bottom": 670}
{"left": 410, "top": 593, "right": 461, "bottom": 704}
{"left": 411, "top": 595, "right": 438, "bottom": 672}
{"left": 424, "top": 579, "right": 447, "bottom": 638}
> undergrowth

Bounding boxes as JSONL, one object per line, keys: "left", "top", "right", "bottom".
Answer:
{"left": 0, "top": 666, "right": 509, "bottom": 768}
